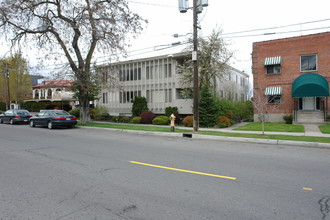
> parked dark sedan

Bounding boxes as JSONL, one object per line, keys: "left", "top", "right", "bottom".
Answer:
{"left": 0, "top": 109, "right": 32, "bottom": 124}
{"left": 29, "top": 110, "right": 77, "bottom": 129}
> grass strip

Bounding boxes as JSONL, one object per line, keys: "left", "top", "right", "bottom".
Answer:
{"left": 78, "top": 122, "right": 330, "bottom": 144}
{"left": 319, "top": 124, "right": 330, "bottom": 134}
{"left": 197, "top": 131, "right": 330, "bottom": 143}
{"left": 78, "top": 122, "right": 190, "bottom": 133}
{"left": 234, "top": 122, "right": 304, "bottom": 132}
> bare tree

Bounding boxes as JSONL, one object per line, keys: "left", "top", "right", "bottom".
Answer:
{"left": 179, "top": 27, "right": 233, "bottom": 95}
{"left": 252, "top": 88, "right": 282, "bottom": 135}
{"left": 0, "top": 0, "right": 146, "bottom": 122}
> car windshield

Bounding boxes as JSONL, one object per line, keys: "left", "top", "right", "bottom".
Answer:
{"left": 52, "top": 110, "right": 70, "bottom": 116}
{"left": 16, "top": 110, "right": 30, "bottom": 115}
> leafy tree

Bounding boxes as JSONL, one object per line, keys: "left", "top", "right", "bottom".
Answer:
{"left": 233, "top": 101, "right": 253, "bottom": 122}
{"left": 179, "top": 28, "right": 233, "bottom": 94}
{"left": 0, "top": 54, "right": 31, "bottom": 108}
{"left": 199, "top": 86, "right": 219, "bottom": 127}
{"left": 0, "top": 0, "right": 146, "bottom": 122}
{"left": 132, "top": 96, "right": 148, "bottom": 117}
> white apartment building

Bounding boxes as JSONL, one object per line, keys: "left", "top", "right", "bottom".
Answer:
{"left": 97, "top": 53, "right": 250, "bottom": 116}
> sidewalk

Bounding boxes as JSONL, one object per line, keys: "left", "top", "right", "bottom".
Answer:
{"left": 175, "top": 122, "right": 330, "bottom": 137}
{"left": 82, "top": 121, "right": 330, "bottom": 149}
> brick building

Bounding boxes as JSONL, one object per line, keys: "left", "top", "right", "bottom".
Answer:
{"left": 252, "top": 32, "right": 330, "bottom": 123}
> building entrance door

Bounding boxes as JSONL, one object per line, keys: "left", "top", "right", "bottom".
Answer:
{"left": 303, "top": 97, "right": 315, "bottom": 110}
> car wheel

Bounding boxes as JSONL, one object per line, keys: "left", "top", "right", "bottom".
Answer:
{"left": 0, "top": 119, "right": 3, "bottom": 124}
{"left": 29, "top": 120, "right": 35, "bottom": 127}
{"left": 47, "top": 121, "right": 53, "bottom": 129}
{"left": 10, "top": 119, "right": 14, "bottom": 125}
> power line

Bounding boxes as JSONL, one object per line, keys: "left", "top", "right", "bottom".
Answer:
{"left": 127, "top": 0, "right": 176, "bottom": 8}
{"left": 221, "top": 18, "right": 330, "bottom": 36}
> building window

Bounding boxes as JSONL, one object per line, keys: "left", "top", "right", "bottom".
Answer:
{"left": 267, "top": 95, "right": 281, "bottom": 104}
{"left": 266, "top": 64, "right": 281, "bottom": 74}
{"left": 102, "top": 92, "right": 108, "bottom": 104}
{"left": 264, "top": 56, "right": 282, "bottom": 74}
{"left": 301, "top": 54, "right": 317, "bottom": 72}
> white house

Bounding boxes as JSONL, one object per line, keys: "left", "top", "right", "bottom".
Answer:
{"left": 96, "top": 53, "right": 250, "bottom": 116}
{"left": 31, "top": 80, "right": 75, "bottom": 101}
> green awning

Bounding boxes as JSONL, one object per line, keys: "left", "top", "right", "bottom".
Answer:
{"left": 264, "top": 56, "right": 282, "bottom": 65}
{"left": 292, "top": 73, "right": 329, "bottom": 97}
{"left": 265, "top": 87, "right": 282, "bottom": 95}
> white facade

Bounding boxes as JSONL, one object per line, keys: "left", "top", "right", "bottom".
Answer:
{"left": 31, "top": 80, "right": 75, "bottom": 101}
{"left": 97, "top": 53, "right": 250, "bottom": 116}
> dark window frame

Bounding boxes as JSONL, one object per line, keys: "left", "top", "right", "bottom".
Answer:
{"left": 300, "top": 54, "right": 317, "bottom": 72}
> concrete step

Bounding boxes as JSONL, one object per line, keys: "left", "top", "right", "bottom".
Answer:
{"left": 295, "top": 111, "right": 325, "bottom": 124}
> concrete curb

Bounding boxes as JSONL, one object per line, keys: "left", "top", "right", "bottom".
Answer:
{"left": 78, "top": 126, "right": 330, "bottom": 149}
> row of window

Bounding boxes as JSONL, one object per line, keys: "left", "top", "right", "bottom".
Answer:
{"left": 119, "top": 68, "right": 142, "bottom": 81}
{"left": 266, "top": 54, "right": 317, "bottom": 74}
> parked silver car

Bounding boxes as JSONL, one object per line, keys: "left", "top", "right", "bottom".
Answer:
{"left": 0, "top": 109, "right": 32, "bottom": 124}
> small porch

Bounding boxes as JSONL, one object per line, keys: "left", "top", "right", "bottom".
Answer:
{"left": 292, "top": 73, "right": 329, "bottom": 124}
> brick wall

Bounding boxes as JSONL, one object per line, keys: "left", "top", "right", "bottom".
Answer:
{"left": 252, "top": 32, "right": 330, "bottom": 118}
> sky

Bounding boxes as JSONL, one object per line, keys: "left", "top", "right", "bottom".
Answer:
{"left": 125, "top": 0, "right": 330, "bottom": 75}
{"left": 1, "top": 0, "right": 330, "bottom": 77}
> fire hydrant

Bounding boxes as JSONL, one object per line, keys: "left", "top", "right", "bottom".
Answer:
{"left": 170, "top": 113, "right": 176, "bottom": 132}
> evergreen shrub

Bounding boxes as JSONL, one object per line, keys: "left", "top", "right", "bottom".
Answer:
{"left": 283, "top": 115, "right": 293, "bottom": 124}
{"left": 152, "top": 116, "right": 170, "bottom": 125}
{"left": 120, "top": 116, "right": 130, "bottom": 123}
{"left": 132, "top": 117, "right": 142, "bottom": 124}
{"left": 132, "top": 97, "right": 148, "bottom": 117}
{"left": 69, "top": 108, "right": 80, "bottom": 118}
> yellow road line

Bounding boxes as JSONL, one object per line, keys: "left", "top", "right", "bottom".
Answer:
{"left": 303, "top": 187, "right": 313, "bottom": 191}
{"left": 130, "top": 161, "right": 237, "bottom": 180}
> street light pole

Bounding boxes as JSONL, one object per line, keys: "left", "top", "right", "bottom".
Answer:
{"left": 192, "top": 0, "right": 199, "bottom": 132}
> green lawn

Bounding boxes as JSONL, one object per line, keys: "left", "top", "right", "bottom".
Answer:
{"left": 319, "top": 124, "right": 330, "bottom": 134}
{"left": 198, "top": 131, "right": 330, "bottom": 143}
{"left": 78, "top": 122, "right": 191, "bottom": 133}
{"left": 77, "top": 122, "right": 330, "bottom": 144}
{"left": 234, "top": 122, "right": 305, "bottom": 132}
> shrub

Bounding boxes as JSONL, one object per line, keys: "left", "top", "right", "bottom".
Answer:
{"left": 69, "top": 108, "right": 80, "bottom": 118}
{"left": 94, "top": 113, "right": 110, "bottom": 121}
{"left": 165, "top": 106, "right": 178, "bottom": 117}
{"left": 90, "top": 108, "right": 97, "bottom": 119}
{"left": 0, "top": 102, "right": 6, "bottom": 111}
{"left": 120, "top": 116, "right": 130, "bottom": 123}
{"left": 132, "top": 117, "right": 142, "bottom": 124}
{"left": 112, "top": 116, "right": 119, "bottom": 122}
{"left": 218, "top": 116, "right": 231, "bottom": 128}
{"left": 152, "top": 116, "right": 170, "bottom": 125}
{"left": 216, "top": 98, "right": 236, "bottom": 119}
{"left": 182, "top": 115, "right": 193, "bottom": 127}
{"left": 233, "top": 101, "right": 254, "bottom": 122}
{"left": 283, "top": 115, "right": 293, "bottom": 124}
{"left": 140, "top": 111, "right": 155, "bottom": 124}
{"left": 132, "top": 96, "right": 148, "bottom": 117}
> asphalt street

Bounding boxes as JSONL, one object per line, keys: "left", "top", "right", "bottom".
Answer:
{"left": 0, "top": 124, "right": 329, "bottom": 219}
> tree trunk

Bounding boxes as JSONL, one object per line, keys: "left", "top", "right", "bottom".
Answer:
{"left": 79, "top": 95, "right": 90, "bottom": 123}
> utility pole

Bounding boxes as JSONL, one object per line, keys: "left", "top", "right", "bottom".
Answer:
{"left": 192, "top": 0, "right": 199, "bottom": 132}
{"left": 5, "top": 68, "right": 10, "bottom": 110}
{"left": 178, "top": 0, "right": 208, "bottom": 132}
